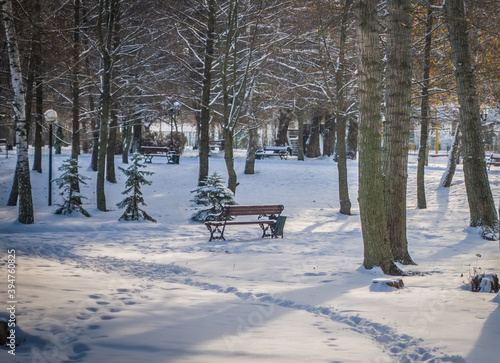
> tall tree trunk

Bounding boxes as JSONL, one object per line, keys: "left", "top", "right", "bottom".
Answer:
{"left": 346, "top": 115, "right": 358, "bottom": 159}
{"left": 354, "top": 0, "right": 400, "bottom": 275}
{"left": 96, "top": 0, "right": 119, "bottom": 211}
{"left": 417, "top": 6, "right": 434, "bottom": 210}
{"left": 96, "top": 58, "right": 111, "bottom": 211}
{"left": 2, "top": 0, "right": 35, "bottom": 224}
{"left": 26, "top": 56, "right": 35, "bottom": 168}
{"left": 305, "top": 112, "right": 322, "bottom": 158}
{"left": 445, "top": 0, "right": 498, "bottom": 239}
{"left": 323, "top": 113, "right": 336, "bottom": 157}
{"left": 82, "top": 0, "right": 98, "bottom": 171}
{"left": 91, "top": 106, "right": 99, "bottom": 171}
{"left": 198, "top": 0, "right": 216, "bottom": 186}
{"left": 34, "top": 57, "right": 43, "bottom": 171}
{"left": 71, "top": 0, "right": 82, "bottom": 204}
{"left": 297, "top": 112, "right": 305, "bottom": 161}
{"left": 71, "top": 0, "right": 81, "bottom": 160}
{"left": 276, "top": 108, "right": 292, "bottom": 146}
{"left": 122, "top": 117, "right": 132, "bottom": 164}
{"left": 28, "top": 0, "right": 43, "bottom": 173}
{"left": 336, "top": 0, "right": 352, "bottom": 216}
{"left": 384, "top": 0, "right": 415, "bottom": 264}
{"left": 132, "top": 116, "right": 141, "bottom": 153}
{"left": 224, "top": 128, "right": 238, "bottom": 193}
{"left": 440, "top": 124, "right": 461, "bottom": 188}
{"left": 106, "top": 107, "right": 118, "bottom": 183}
{"left": 244, "top": 126, "right": 259, "bottom": 175}
{"left": 107, "top": 3, "right": 122, "bottom": 184}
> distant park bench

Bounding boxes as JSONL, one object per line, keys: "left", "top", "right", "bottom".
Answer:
{"left": 209, "top": 140, "right": 224, "bottom": 151}
{"left": 486, "top": 153, "right": 500, "bottom": 169}
{"left": 140, "top": 146, "right": 179, "bottom": 164}
{"left": 255, "top": 146, "right": 291, "bottom": 160}
{"left": 204, "top": 204, "right": 286, "bottom": 241}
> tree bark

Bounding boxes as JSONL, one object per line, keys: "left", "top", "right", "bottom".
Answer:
{"left": 106, "top": 107, "right": 118, "bottom": 183}
{"left": 198, "top": 0, "right": 216, "bottom": 186}
{"left": 276, "top": 108, "right": 292, "bottom": 146}
{"left": 224, "top": 128, "right": 238, "bottom": 193}
{"left": 29, "top": 0, "right": 43, "bottom": 174}
{"left": 2, "top": 0, "right": 35, "bottom": 223}
{"left": 417, "top": 6, "right": 434, "bottom": 210}
{"left": 305, "top": 112, "right": 322, "bottom": 158}
{"left": 336, "top": 0, "right": 352, "bottom": 216}
{"left": 244, "top": 126, "right": 259, "bottom": 174}
{"left": 71, "top": 0, "right": 82, "bottom": 204}
{"left": 384, "top": 0, "right": 415, "bottom": 264}
{"left": 297, "top": 112, "right": 305, "bottom": 161}
{"left": 445, "top": 0, "right": 498, "bottom": 239}
{"left": 346, "top": 115, "right": 358, "bottom": 159}
{"left": 323, "top": 114, "right": 336, "bottom": 157}
{"left": 354, "top": 0, "right": 400, "bottom": 275}
{"left": 96, "top": 0, "right": 120, "bottom": 211}
{"left": 440, "top": 124, "right": 461, "bottom": 188}
{"left": 122, "top": 117, "right": 132, "bottom": 164}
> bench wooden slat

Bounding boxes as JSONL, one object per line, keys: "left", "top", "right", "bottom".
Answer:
{"left": 486, "top": 154, "right": 500, "bottom": 169}
{"left": 222, "top": 205, "right": 283, "bottom": 217}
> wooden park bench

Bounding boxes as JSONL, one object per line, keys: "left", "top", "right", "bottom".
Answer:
{"left": 255, "top": 146, "right": 291, "bottom": 160}
{"left": 486, "top": 153, "right": 500, "bottom": 169}
{"left": 209, "top": 140, "right": 224, "bottom": 151}
{"left": 140, "top": 146, "right": 179, "bottom": 164}
{"left": 204, "top": 204, "right": 286, "bottom": 241}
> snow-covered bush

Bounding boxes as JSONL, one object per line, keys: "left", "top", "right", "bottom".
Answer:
{"left": 190, "top": 172, "right": 236, "bottom": 222}
{"left": 116, "top": 153, "right": 156, "bottom": 223}
{"left": 466, "top": 253, "right": 499, "bottom": 293}
{"left": 471, "top": 273, "right": 499, "bottom": 293}
{"left": 53, "top": 158, "right": 90, "bottom": 217}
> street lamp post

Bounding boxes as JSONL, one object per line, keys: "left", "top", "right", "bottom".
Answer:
{"left": 44, "top": 109, "right": 57, "bottom": 206}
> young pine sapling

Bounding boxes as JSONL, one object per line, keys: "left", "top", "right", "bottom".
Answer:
{"left": 53, "top": 158, "right": 90, "bottom": 217}
{"left": 190, "top": 172, "right": 236, "bottom": 222}
{"left": 116, "top": 153, "right": 156, "bottom": 222}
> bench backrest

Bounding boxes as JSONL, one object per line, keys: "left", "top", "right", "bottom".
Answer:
{"left": 221, "top": 205, "right": 283, "bottom": 219}
{"left": 140, "top": 146, "right": 169, "bottom": 153}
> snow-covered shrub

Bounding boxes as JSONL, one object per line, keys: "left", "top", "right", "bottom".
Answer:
{"left": 166, "top": 131, "right": 187, "bottom": 154}
{"left": 116, "top": 153, "right": 156, "bottom": 223}
{"left": 142, "top": 130, "right": 187, "bottom": 154}
{"left": 53, "top": 158, "right": 90, "bottom": 217}
{"left": 471, "top": 273, "right": 499, "bottom": 293}
{"left": 466, "top": 253, "right": 499, "bottom": 293}
{"left": 190, "top": 172, "right": 236, "bottom": 222}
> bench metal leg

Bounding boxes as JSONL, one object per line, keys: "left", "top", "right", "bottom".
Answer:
{"left": 260, "top": 223, "right": 275, "bottom": 238}
{"left": 206, "top": 224, "right": 226, "bottom": 241}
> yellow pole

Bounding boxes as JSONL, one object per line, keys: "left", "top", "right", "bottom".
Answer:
{"left": 435, "top": 121, "right": 439, "bottom": 154}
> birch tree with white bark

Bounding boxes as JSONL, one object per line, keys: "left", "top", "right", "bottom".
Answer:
{"left": 2, "top": 0, "right": 35, "bottom": 224}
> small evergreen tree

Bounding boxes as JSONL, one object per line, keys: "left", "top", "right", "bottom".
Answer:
{"left": 190, "top": 172, "right": 236, "bottom": 222}
{"left": 54, "top": 158, "right": 90, "bottom": 217}
{"left": 116, "top": 153, "right": 156, "bottom": 222}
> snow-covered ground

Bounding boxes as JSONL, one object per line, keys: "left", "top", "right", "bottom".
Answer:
{"left": 0, "top": 147, "right": 499, "bottom": 363}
